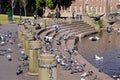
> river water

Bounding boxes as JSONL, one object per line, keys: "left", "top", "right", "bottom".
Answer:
{"left": 79, "top": 30, "right": 120, "bottom": 77}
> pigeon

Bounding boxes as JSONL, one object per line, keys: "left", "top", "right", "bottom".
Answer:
{"left": 35, "top": 23, "right": 41, "bottom": 30}
{"left": 56, "top": 40, "right": 61, "bottom": 45}
{"left": 7, "top": 54, "right": 12, "bottom": 61}
{"left": 20, "top": 51, "right": 28, "bottom": 61}
{"left": 107, "top": 25, "right": 112, "bottom": 33}
{"left": 17, "top": 43, "right": 22, "bottom": 48}
{"left": 0, "top": 41, "right": 5, "bottom": 46}
{"left": 88, "top": 36, "right": 100, "bottom": 41}
{"left": 89, "top": 14, "right": 104, "bottom": 21}
{"left": 74, "top": 37, "right": 79, "bottom": 45}
{"left": 108, "top": 20, "right": 116, "bottom": 25}
{"left": 16, "top": 65, "right": 23, "bottom": 75}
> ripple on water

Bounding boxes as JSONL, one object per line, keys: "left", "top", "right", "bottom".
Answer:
{"left": 79, "top": 30, "right": 120, "bottom": 77}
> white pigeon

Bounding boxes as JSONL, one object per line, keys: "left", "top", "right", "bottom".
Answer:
{"left": 117, "top": 28, "right": 120, "bottom": 33}
{"left": 21, "top": 50, "right": 25, "bottom": 55}
{"left": 1, "top": 41, "right": 5, "bottom": 45}
{"left": 7, "top": 54, "right": 12, "bottom": 61}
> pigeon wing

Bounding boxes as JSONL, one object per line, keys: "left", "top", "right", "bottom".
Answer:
{"left": 98, "top": 13, "right": 105, "bottom": 17}
{"left": 89, "top": 16, "right": 96, "bottom": 18}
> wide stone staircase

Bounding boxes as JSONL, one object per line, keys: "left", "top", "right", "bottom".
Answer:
{"left": 19, "top": 18, "right": 113, "bottom": 80}
{"left": 36, "top": 20, "right": 97, "bottom": 50}
{"left": 35, "top": 19, "right": 112, "bottom": 80}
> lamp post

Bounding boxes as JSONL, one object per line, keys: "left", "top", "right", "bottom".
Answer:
{"left": 43, "top": 7, "right": 45, "bottom": 18}
{"left": 56, "top": 0, "right": 59, "bottom": 10}
{"left": 20, "top": 8, "right": 22, "bottom": 21}
{"left": 0, "top": 1, "right": 1, "bottom": 13}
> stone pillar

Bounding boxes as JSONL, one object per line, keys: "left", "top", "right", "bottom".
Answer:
{"left": 25, "top": 32, "right": 34, "bottom": 55}
{"left": 18, "top": 25, "right": 29, "bottom": 50}
{"left": 38, "top": 54, "right": 57, "bottom": 80}
{"left": 21, "top": 33, "right": 26, "bottom": 50}
{"left": 28, "top": 40, "right": 41, "bottom": 75}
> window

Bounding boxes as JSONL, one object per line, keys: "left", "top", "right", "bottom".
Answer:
{"left": 110, "top": 7, "right": 113, "bottom": 13}
{"left": 90, "top": 6, "right": 93, "bottom": 12}
{"left": 79, "top": 6, "right": 82, "bottom": 13}
{"left": 68, "top": 6, "right": 71, "bottom": 12}
{"left": 74, "top": 6, "right": 77, "bottom": 12}
{"left": 100, "top": 7, "right": 102, "bottom": 13}
{"left": 96, "top": 7, "right": 98, "bottom": 14}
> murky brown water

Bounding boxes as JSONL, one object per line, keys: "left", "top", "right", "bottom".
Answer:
{"left": 79, "top": 30, "right": 120, "bottom": 77}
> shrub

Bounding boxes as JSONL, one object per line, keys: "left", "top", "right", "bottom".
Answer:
{"left": 98, "top": 19, "right": 104, "bottom": 28}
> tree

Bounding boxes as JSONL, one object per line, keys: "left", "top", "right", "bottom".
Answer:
{"left": 19, "top": 0, "right": 22, "bottom": 21}
{"left": 9, "top": 0, "right": 17, "bottom": 21}
{"left": 35, "top": 0, "right": 44, "bottom": 11}
{"left": 46, "top": 0, "right": 53, "bottom": 9}
{"left": 35, "top": 0, "right": 54, "bottom": 10}
{"left": 35, "top": 0, "right": 53, "bottom": 16}
{"left": 19, "top": 0, "right": 28, "bottom": 17}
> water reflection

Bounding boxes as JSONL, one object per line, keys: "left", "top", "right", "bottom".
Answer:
{"left": 79, "top": 30, "right": 120, "bottom": 77}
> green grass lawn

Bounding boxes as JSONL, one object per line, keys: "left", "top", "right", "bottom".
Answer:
{"left": 0, "top": 14, "right": 8, "bottom": 24}
{"left": 0, "top": 14, "right": 34, "bottom": 24}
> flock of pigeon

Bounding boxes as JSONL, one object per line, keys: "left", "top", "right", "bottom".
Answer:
{"left": 1, "top": 14, "right": 119, "bottom": 80}
{"left": 0, "top": 28, "right": 26, "bottom": 76}
{"left": 17, "top": 18, "right": 102, "bottom": 80}
{"left": 0, "top": 31, "right": 14, "bottom": 60}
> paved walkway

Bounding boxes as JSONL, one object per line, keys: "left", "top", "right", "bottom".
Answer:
{"left": 0, "top": 24, "right": 37, "bottom": 80}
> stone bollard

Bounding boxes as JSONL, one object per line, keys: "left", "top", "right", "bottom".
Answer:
{"left": 18, "top": 25, "right": 25, "bottom": 43}
{"left": 28, "top": 40, "right": 41, "bottom": 75}
{"left": 68, "top": 17, "right": 72, "bottom": 24}
{"left": 38, "top": 54, "right": 57, "bottom": 80}
{"left": 25, "top": 32, "right": 34, "bottom": 55}
{"left": 21, "top": 30, "right": 29, "bottom": 50}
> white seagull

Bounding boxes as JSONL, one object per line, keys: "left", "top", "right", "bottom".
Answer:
{"left": 88, "top": 36, "right": 100, "bottom": 41}
{"left": 95, "top": 55, "right": 103, "bottom": 61}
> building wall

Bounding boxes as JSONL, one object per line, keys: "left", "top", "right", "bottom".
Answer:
{"left": 58, "top": 0, "right": 119, "bottom": 17}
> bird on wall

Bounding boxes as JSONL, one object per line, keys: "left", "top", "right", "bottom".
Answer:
{"left": 108, "top": 20, "right": 116, "bottom": 25}
{"left": 89, "top": 13, "right": 105, "bottom": 21}
{"left": 106, "top": 14, "right": 117, "bottom": 33}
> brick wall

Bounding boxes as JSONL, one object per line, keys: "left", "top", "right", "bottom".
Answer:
{"left": 45, "top": 0, "right": 119, "bottom": 17}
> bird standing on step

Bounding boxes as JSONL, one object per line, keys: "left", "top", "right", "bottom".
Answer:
{"left": 88, "top": 36, "right": 100, "bottom": 41}
{"left": 106, "top": 18, "right": 116, "bottom": 33}
{"left": 55, "top": 25, "right": 60, "bottom": 33}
